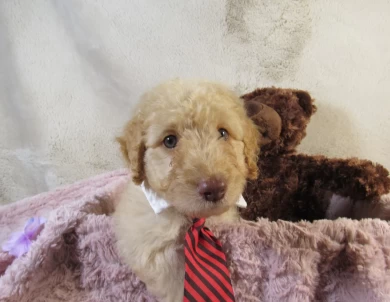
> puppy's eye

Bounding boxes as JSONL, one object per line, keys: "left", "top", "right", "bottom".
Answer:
{"left": 218, "top": 128, "right": 229, "bottom": 140}
{"left": 163, "top": 135, "right": 177, "bottom": 149}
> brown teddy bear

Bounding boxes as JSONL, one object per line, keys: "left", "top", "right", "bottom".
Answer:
{"left": 240, "top": 87, "right": 390, "bottom": 222}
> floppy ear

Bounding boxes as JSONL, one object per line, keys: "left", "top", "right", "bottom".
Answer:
{"left": 243, "top": 118, "right": 260, "bottom": 180}
{"left": 116, "top": 116, "right": 146, "bottom": 184}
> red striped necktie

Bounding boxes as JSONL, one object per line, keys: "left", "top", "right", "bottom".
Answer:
{"left": 183, "top": 218, "right": 235, "bottom": 302}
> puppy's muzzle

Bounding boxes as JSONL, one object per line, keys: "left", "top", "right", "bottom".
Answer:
{"left": 197, "top": 177, "right": 226, "bottom": 202}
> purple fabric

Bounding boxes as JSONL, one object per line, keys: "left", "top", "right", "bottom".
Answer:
{"left": 1, "top": 169, "right": 390, "bottom": 301}
{"left": 2, "top": 217, "right": 46, "bottom": 257}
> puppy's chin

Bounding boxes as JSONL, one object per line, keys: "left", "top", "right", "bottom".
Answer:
{"left": 190, "top": 207, "right": 230, "bottom": 219}
{"left": 174, "top": 199, "right": 234, "bottom": 219}
{"left": 160, "top": 183, "right": 242, "bottom": 218}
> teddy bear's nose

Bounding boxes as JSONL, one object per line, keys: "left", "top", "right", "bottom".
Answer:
{"left": 197, "top": 177, "right": 226, "bottom": 202}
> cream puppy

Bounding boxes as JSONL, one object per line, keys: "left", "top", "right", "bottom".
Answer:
{"left": 113, "top": 79, "right": 259, "bottom": 301}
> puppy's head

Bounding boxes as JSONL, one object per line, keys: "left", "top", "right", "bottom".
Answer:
{"left": 118, "top": 79, "right": 259, "bottom": 218}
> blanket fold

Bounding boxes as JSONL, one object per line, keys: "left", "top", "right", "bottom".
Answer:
{"left": 1, "top": 170, "right": 390, "bottom": 301}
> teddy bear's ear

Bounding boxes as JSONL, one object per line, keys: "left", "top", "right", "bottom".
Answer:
{"left": 243, "top": 99, "right": 282, "bottom": 146}
{"left": 244, "top": 99, "right": 264, "bottom": 118}
{"left": 295, "top": 90, "right": 316, "bottom": 117}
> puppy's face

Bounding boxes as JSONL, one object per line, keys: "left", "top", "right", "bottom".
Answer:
{"left": 118, "top": 79, "right": 259, "bottom": 218}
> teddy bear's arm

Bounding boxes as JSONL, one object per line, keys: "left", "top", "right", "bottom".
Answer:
{"left": 291, "top": 154, "right": 390, "bottom": 201}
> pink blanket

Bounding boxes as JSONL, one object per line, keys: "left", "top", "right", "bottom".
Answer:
{"left": 1, "top": 170, "right": 390, "bottom": 301}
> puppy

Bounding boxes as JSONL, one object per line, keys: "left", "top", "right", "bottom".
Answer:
{"left": 113, "top": 79, "right": 259, "bottom": 301}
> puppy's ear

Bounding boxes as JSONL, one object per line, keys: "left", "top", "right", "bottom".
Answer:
{"left": 116, "top": 116, "right": 146, "bottom": 184}
{"left": 243, "top": 119, "right": 260, "bottom": 180}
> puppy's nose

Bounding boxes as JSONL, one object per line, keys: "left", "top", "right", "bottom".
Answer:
{"left": 197, "top": 178, "right": 226, "bottom": 202}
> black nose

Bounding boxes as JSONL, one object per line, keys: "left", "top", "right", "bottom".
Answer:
{"left": 197, "top": 177, "right": 226, "bottom": 202}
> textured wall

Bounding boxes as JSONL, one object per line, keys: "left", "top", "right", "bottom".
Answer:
{"left": 1, "top": 0, "right": 389, "bottom": 204}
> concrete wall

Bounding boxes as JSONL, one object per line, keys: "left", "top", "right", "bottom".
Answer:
{"left": 1, "top": 0, "right": 389, "bottom": 204}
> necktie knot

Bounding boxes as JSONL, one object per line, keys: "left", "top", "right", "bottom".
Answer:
{"left": 192, "top": 218, "right": 206, "bottom": 229}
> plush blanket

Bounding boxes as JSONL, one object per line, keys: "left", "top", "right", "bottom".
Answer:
{"left": 1, "top": 170, "right": 390, "bottom": 302}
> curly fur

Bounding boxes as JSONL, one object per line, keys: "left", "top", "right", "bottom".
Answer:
{"left": 113, "top": 79, "right": 259, "bottom": 301}
{"left": 240, "top": 87, "right": 390, "bottom": 222}
{"left": 242, "top": 87, "right": 316, "bottom": 157}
